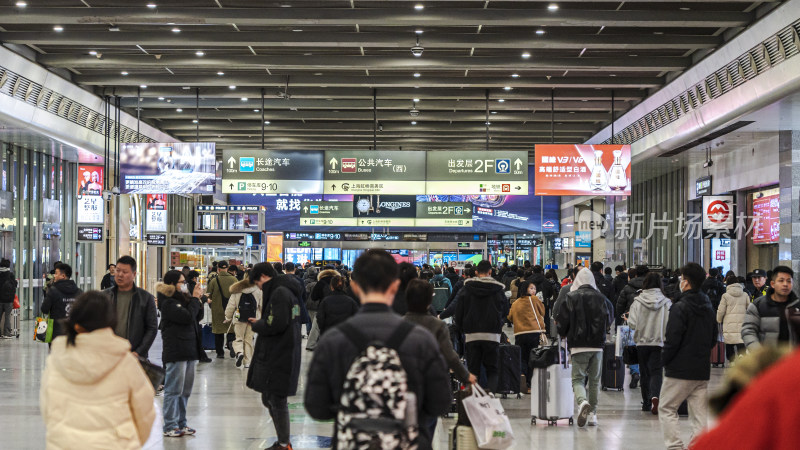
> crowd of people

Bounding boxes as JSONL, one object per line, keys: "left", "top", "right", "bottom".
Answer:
{"left": 0, "top": 250, "right": 796, "bottom": 449}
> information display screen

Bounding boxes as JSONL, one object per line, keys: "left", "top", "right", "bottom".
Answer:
{"left": 535, "top": 144, "right": 631, "bottom": 196}
{"left": 77, "top": 226, "right": 103, "bottom": 242}
{"left": 752, "top": 188, "right": 779, "bottom": 244}
{"left": 120, "top": 142, "right": 216, "bottom": 194}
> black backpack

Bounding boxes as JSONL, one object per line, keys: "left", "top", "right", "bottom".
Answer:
{"left": 238, "top": 292, "right": 258, "bottom": 322}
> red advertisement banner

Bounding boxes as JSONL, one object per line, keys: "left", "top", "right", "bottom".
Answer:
{"left": 534, "top": 144, "right": 631, "bottom": 196}
{"left": 77, "top": 165, "right": 104, "bottom": 197}
{"left": 752, "top": 191, "right": 779, "bottom": 244}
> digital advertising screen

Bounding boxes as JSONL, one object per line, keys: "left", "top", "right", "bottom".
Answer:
{"left": 752, "top": 188, "right": 779, "bottom": 244}
{"left": 120, "top": 142, "right": 216, "bottom": 194}
{"left": 146, "top": 194, "right": 168, "bottom": 233}
{"left": 77, "top": 165, "right": 104, "bottom": 196}
{"left": 535, "top": 144, "right": 631, "bottom": 196}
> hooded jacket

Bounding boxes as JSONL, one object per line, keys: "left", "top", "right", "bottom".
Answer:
{"left": 662, "top": 289, "right": 717, "bottom": 380}
{"left": 627, "top": 288, "right": 671, "bottom": 347}
{"left": 157, "top": 284, "right": 204, "bottom": 364}
{"left": 224, "top": 279, "right": 264, "bottom": 324}
{"left": 616, "top": 276, "right": 644, "bottom": 320}
{"left": 41, "top": 279, "right": 83, "bottom": 320}
{"left": 741, "top": 289, "right": 800, "bottom": 350}
{"left": 102, "top": 285, "right": 158, "bottom": 358}
{"left": 430, "top": 273, "right": 453, "bottom": 294}
{"left": 454, "top": 276, "right": 509, "bottom": 342}
{"left": 556, "top": 268, "right": 611, "bottom": 351}
{"left": 612, "top": 272, "right": 628, "bottom": 303}
{"left": 317, "top": 289, "right": 359, "bottom": 334}
{"left": 40, "top": 328, "right": 155, "bottom": 450}
{"left": 247, "top": 274, "right": 303, "bottom": 396}
{"left": 717, "top": 283, "right": 749, "bottom": 345}
{"left": 527, "top": 272, "right": 553, "bottom": 302}
{"left": 0, "top": 267, "right": 17, "bottom": 303}
{"left": 308, "top": 269, "right": 339, "bottom": 311}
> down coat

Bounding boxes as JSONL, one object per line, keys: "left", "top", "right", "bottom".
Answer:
{"left": 716, "top": 283, "right": 749, "bottom": 344}
{"left": 40, "top": 328, "right": 155, "bottom": 449}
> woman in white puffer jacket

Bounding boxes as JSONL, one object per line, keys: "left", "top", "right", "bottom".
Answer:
{"left": 717, "top": 276, "right": 749, "bottom": 362}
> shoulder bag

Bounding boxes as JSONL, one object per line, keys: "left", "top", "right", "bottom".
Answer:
{"left": 527, "top": 296, "right": 550, "bottom": 347}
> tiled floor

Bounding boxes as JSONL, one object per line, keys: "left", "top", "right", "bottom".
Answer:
{"left": 1, "top": 323, "right": 724, "bottom": 449}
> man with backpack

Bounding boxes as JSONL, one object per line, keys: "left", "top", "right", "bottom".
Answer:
{"left": 40, "top": 263, "right": 83, "bottom": 339}
{"left": 701, "top": 268, "right": 725, "bottom": 312}
{"left": 304, "top": 249, "right": 450, "bottom": 449}
{"left": 224, "top": 273, "right": 262, "bottom": 368}
{"left": 429, "top": 267, "right": 452, "bottom": 312}
{"left": 246, "top": 263, "right": 303, "bottom": 450}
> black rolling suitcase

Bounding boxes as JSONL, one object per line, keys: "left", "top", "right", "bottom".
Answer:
{"left": 494, "top": 344, "right": 522, "bottom": 398}
{"left": 601, "top": 342, "right": 625, "bottom": 391}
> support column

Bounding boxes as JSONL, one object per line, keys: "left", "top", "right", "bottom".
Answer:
{"left": 778, "top": 130, "right": 800, "bottom": 289}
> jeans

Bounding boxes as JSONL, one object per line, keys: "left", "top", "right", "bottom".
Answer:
{"left": 570, "top": 351, "right": 602, "bottom": 412}
{"left": 725, "top": 343, "right": 745, "bottom": 362}
{"left": 0, "top": 303, "right": 13, "bottom": 336}
{"left": 163, "top": 360, "right": 197, "bottom": 432}
{"left": 306, "top": 310, "right": 316, "bottom": 335}
{"left": 232, "top": 322, "right": 255, "bottom": 365}
{"left": 214, "top": 332, "right": 234, "bottom": 357}
{"left": 465, "top": 340, "right": 499, "bottom": 391}
{"left": 629, "top": 363, "right": 640, "bottom": 375}
{"left": 515, "top": 333, "right": 540, "bottom": 385}
{"left": 637, "top": 346, "right": 663, "bottom": 408}
{"left": 658, "top": 377, "right": 708, "bottom": 450}
{"left": 262, "top": 393, "right": 291, "bottom": 445}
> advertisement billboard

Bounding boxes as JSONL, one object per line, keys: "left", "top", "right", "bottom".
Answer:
{"left": 120, "top": 142, "right": 216, "bottom": 194}
{"left": 77, "top": 164, "right": 104, "bottom": 224}
{"left": 146, "top": 194, "right": 168, "bottom": 233}
{"left": 534, "top": 144, "right": 631, "bottom": 196}
{"left": 752, "top": 188, "right": 779, "bottom": 244}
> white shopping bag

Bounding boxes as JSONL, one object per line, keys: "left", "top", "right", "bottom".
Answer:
{"left": 461, "top": 384, "right": 515, "bottom": 449}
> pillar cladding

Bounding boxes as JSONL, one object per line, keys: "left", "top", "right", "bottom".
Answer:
{"left": 778, "top": 130, "right": 800, "bottom": 289}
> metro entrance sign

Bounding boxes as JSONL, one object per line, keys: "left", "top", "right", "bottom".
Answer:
{"left": 426, "top": 151, "right": 528, "bottom": 195}
{"left": 323, "top": 150, "right": 426, "bottom": 194}
{"left": 221, "top": 149, "right": 324, "bottom": 194}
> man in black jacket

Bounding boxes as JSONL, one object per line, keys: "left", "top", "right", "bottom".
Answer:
{"left": 527, "top": 265, "right": 553, "bottom": 303}
{"left": 0, "top": 259, "right": 17, "bottom": 339}
{"left": 247, "top": 263, "right": 302, "bottom": 450}
{"left": 40, "top": 262, "right": 83, "bottom": 339}
{"left": 700, "top": 267, "right": 725, "bottom": 311}
{"left": 556, "top": 268, "right": 612, "bottom": 428}
{"left": 444, "top": 266, "right": 460, "bottom": 287}
{"left": 616, "top": 266, "right": 648, "bottom": 387}
{"left": 455, "top": 260, "right": 509, "bottom": 391}
{"left": 591, "top": 261, "right": 615, "bottom": 301}
{"left": 103, "top": 256, "right": 158, "bottom": 359}
{"left": 100, "top": 264, "right": 116, "bottom": 290}
{"left": 658, "top": 263, "right": 717, "bottom": 450}
{"left": 304, "top": 250, "right": 450, "bottom": 449}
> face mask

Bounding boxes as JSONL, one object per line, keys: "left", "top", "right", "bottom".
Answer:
{"left": 180, "top": 284, "right": 189, "bottom": 294}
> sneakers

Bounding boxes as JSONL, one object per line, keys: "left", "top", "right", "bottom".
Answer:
{"left": 1, "top": 335, "right": 14, "bottom": 339}
{"left": 587, "top": 413, "right": 598, "bottom": 426}
{"left": 227, "top": 341, "right": 236, "bottom": 358}
{"left": 576, "top": 401, "right": 591, "bottom": 428}
{"left": 163, "top": 428, "right": 185, "bottom": 438}
{"left": 236, "top": 352, "right": 244, "bottom": 368}
{"left": 629, "top": 372, "right": 640, "bottom": 389}
{"left": 181, "top": 427, "right": 196, "bottom": 435}
{"left": 651, "top": 397, "right": 659, "bottom": 415}
{"left": 265, "top": 442, "right": 293, "bottom": 450}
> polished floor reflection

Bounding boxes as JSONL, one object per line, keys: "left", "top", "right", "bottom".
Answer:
{"left": 1, "top": 323, "right": 724, "bottom": 449}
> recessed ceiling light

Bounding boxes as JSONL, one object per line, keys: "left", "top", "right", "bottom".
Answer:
{"left": 121, "top": 71, "right": 129, "bottom": 76}
{"left": 292, "top": 29, "right": 303, "bottom": 32}
{"left": 415, "top": 29, "right": 424, "bottom": 34}
{"left": 15, "top": 1, "right": 26, "bottom": 7}
{"left": 314, "top": 72, "right": 323, "bottom": 76}
{"left": 139, "top": 84, "right": 147, "bottom": 88}
{"left": 147, "top": 3, "right": 157, "bottom": 8}
{"left": 491, "top": 111, "right": 497, "bottom": 114}
{"left": 195, "top": 51, "right": 205, "bottom": 57}
{"left": 303, "top": 53, "right": 313, "bottom": 56}
{"left": 241, "top": 97, "right": 248, "bottom": 101}
{"left": 413, "top": 73, "right": 421, "bottom": 78}
{"left": 414, "top": 4, "right": 424, "bottom": 10}
{"left": 547, "top": 3, "right": 559, "bottom": 11}
{"left": 503, "top": 86, "right": 513, "bottom": 91}
{"left": 511, "top": 73, "right": 520, "bottom": 78}
{"left": 158, "top": 97, "right": 165, "bottom": 100}
{"left": 217, "top": 71, "right": 224, "bottom": 76}
{"left": 536, "top": 29, "right": 545, "bottom": 35}
{"left": 253, "top": 109, "right": 260, "bottom": 112}
{"left": 229, "top": 85, "right": 236, "bottom": 90}
{"left": 280, "top": 4, "right": 291, "bottom": 7}
{"left": 485, "top": 122, "right": 491, "bottom": 125}
{"left": 411, "top": 121, "right": 417, "bottom": 125}
{"left": 609, "top": 74, "right": 617, "bottom": 77}
{"left": 654, "top": 31, "right": 664, "bottom": 35}
{"left": 264, "top": 121, "right": 270, "bottom": 124}
{"left": 521, "top": 52, "right": 531, "bottom": 59}
{"left": 497, "top": 99, "right": 505, "bottom": 102}
{"left": 680, "top": 7, "right": 690, "bottom": 10}
{"left": 413, "top": 98, "right": 420, "bottom": 102}
{"left": 629, "top": 54, "right": 638, "bottom": 57}
{"left": 53, "top": 26, "right": 63, "bottom": 32}
{"left": 171, "top": 27, "right": 181, "bottom": 33}
{"left": 89, "top": 50, "right": 97, "bottom": 55}
{"left": 192, "top": 119, "right": 198, "bottom": 123}
{"left": 176, "top": 108, "right": 183, "bottom": 112}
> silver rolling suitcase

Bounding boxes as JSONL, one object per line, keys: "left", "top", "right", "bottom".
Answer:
{"left": 530, "top": 338, "right": 574, "bottom": 426}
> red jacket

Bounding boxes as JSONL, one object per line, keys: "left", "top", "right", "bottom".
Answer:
{"left": 692, "top": 348, "right": 800, "bottom": 449}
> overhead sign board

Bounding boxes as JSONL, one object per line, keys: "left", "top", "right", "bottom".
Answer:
{"left": 323, "top": 150, "right": 426, "bottom": 194}
{"left": 221, "top": 149, "right": 324, "bottom": 194}
{"left": 426, "top": 151, "right": 528, "bottom": 195}
{"left": 300, "top": 201, "right": 357, "bottom": 226}
{"left": 534, "top": 144, "right": 631, "bottom": 196}
{"left": 146, "top": 233, "right": 167, "bottom": 246}
{"left": 77, "top": 226, "right": 103, "bottom": 242}
{"left": 415, "top": 202, "right": 473, "bottom": 227}
{"left": 120, "top": 142, "right": 216, "bottom": 194}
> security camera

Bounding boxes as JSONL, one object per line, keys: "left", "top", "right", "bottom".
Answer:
{"left": 411, "top": 46, "right": 424, "bottom": 57}
{"left": 703, "top": 159, "right": 714, "bottom": 168}
{"left": 409, "top": 108, "right": 420, "bottom": 117}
